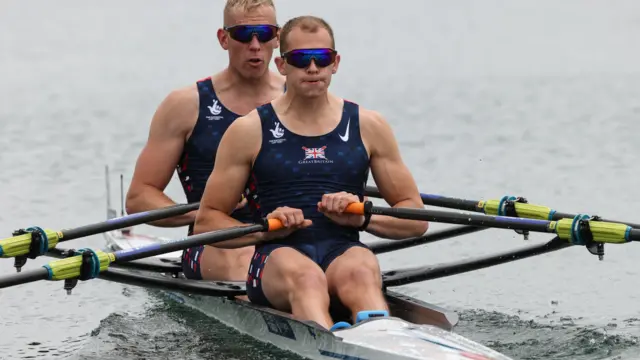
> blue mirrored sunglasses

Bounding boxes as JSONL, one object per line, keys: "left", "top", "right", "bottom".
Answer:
{"left": 281, "top": 48, "right": 337, "bottom": 69}
{"left": 224, "top": 24, "right": 279, "bottom": 43}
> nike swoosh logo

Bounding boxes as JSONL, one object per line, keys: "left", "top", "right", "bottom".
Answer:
{"left": 339, "top": 118, "right": 350, "bottom": 142}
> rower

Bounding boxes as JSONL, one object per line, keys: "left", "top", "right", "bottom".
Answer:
{"left": 124, "top": 0, "right": 285, "bottom": 282}
{"left": 193, "top": 15, "right": 429, "bottom": 330}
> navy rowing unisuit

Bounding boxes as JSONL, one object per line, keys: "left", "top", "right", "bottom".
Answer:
{"left": 244, "top": 100, "right": 371, "bottom": 307}
{"left": 179, "top": 77, "right": 258, "bottom": 279}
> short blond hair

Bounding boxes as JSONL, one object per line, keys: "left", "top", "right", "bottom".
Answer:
{"left": 279, "top": 15, "right": 335, "bottom": 54}
{"left": 223, "top": 0, "right": 276, "bottom": 26}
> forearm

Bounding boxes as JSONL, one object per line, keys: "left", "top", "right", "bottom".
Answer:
{"left": 193, "top": 207, "right": 264, "bottom": 249}
{"left": 125, "top": 184, "right": 196, "bottom": 227}
{"left": 364, "top": 201, "right": 429, "bottom": 240}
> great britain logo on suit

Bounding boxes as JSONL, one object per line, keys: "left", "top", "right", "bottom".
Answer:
{"left": 299, "top": 146, "right": 334, "bottom": 164}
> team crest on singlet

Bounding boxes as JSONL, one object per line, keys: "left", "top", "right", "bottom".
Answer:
{"left": 268, "top": 122, "right": 286, "bottom": 144}
{"left": 299, "top": 146, "right": 333, "bottom": 164}
{"left": 206, "top": 99, "right": 223, "bottom": 120}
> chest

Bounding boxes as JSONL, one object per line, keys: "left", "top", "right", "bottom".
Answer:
{"left": 217, "top": 89, "right": 281, "bottom": 116}
{"left": 253, "top": 134, "right": 370, "bottom": 183}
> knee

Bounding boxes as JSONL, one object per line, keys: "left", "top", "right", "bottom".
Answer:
{"left": 289, "top": 269, "right": 328, "bottom": 294}
{"left": 340, "top": 264, "right": 382, "bottom": 290}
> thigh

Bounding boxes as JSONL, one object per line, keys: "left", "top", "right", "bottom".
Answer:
{"left": 252, "top": 246, "right": 327, "bottom": 311}
{"left": 324, "top": 245, "right": 382, "bottom": 295}
{"left": 199, "top": 245, "right": 254, "bottom": 281}
{"left": 182, "top": 245, "right": 204, "bottom": 280}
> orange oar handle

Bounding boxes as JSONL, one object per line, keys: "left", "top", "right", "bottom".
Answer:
{"left": 344, "top": 202, "right": 365, "bottom": 215}
{"left": 266, "top": 218, "right": 285, "bottom": 231}
{"left": 265, "top": 202, "right": 368, "bottom": 231}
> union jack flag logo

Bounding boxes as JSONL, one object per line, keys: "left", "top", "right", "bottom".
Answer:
{"left": 302, "top": 146, "right": 327, "bottom": 159}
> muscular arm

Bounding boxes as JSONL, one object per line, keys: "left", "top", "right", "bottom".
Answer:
{"left": 193, "top": 112, "right": 264, "bottom": 248}
{"left": 125, "top": 86, "right": 198, "bottom": 227}
{"left": 361, "top": 110, "right": 429, "bottom": 239}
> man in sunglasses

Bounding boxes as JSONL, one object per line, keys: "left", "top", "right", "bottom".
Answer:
{"left": 125, "top": 0, "right": 284, "bottom": 282}
{"left": 194, "top": 15, "right": 428, "bottom": 330}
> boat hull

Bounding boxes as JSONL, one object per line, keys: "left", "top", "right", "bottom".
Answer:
{"left": 160, "top": 291, "right": 507, "bottom": 360}
{"left": 102, "top": 227, "right": 512, "bottom": 360}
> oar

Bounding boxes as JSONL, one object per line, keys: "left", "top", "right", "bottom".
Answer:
{"left": 0, "top": 202, "right": 199, "bottom": 272}
{"left": 382, "top": 236, "right": 571, "bottom": 287}
{"left": 0, "top": 186, "right": 441, "bottom": 269}
{"left": 346, "top": 201, "right": 639, "bottom": 255}
{"left": 0, "top": 218, "right": 283, "bottom": 290}
{"left": 364, "top": 186, "right": 640, "bottom": 229}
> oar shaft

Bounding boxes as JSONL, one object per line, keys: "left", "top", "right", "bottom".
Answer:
{"left": 61, "top": 202, "right": 200, "bottom": 241}
{"left": 364, "top": 186, "right": 479, "bottom": 212}
{"left": 112, "top": 223, "right": 265, "bottom": 263}
{"left": 382, "top": 237, "right": 572, "bottom": 287}
{"left": 552, "top": 210, "right": 640, "bottom": 229}
{"left": 367, "top": 204, "right": 554, "bottom": 233}
{"left": 370, "top": 225, "right": 486, "bottom": 255}
{"left": 0, "top": 268, "right": 48, "bottom": 288}
{"left": 0, "top": 218, "right": 279, "bottom": 289}
{"left": 0, "top": 202, "right": 201, "bottom": 259}
{"left": 365, "top": 185, "right": 640, "bottom": 229}
{"left": 346, "top": 201, "right": 640, "bottom": 244}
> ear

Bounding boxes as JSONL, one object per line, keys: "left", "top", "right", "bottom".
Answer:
{"left": 274, "top": 56, "right": 287, "bottom": 76}
{"left": 331, "top": 54, "right": 341, "bottom": 74}
{"left": 217, "top": 28, "right": 229, "bottom": 50}
{"left": 274, "top": 29, "right": 281, "bottom": 49}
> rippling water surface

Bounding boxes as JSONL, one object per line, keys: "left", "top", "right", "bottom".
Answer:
{"left": 2, "top": 1, "right": 640, "bottom": 359}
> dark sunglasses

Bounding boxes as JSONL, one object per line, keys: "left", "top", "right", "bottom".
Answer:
{"left": 224, "top": 24, "right": 279, "bottom": 43}
{"left": 281, "top": 48, "right": 337, "bottom": 69}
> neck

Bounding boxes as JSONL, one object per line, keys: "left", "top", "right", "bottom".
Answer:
{"left": 280, "top": 89, "right": 332, "bottom": 122}
{"left": 222, "top": 67, "right": 272, "bottom": 96}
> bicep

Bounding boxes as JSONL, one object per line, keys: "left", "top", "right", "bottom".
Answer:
{"left": 130, "top": 91, "right": 194, "bottom": 191}
{"left": 367, "top": 115, "right": 422, "bottom": 208}
{"left": 199, "top": 119, "right": 257, "bottom": 215}
{"left": 131, "top": 131, "right": 184, "bottom": 191}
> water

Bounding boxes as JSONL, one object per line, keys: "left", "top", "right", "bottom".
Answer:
{"left": 2, "top": 0, "right": 640, "bottom": 358}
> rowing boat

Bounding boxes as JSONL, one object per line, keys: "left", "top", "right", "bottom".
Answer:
{"left": 5, "top": 166, "right": 633, "bottom": 359}
{"left": 98, "top": 174, "right": 513, "bottom": 359}
{"left": 102, "top": 212, "right": 511, "bottom": 359}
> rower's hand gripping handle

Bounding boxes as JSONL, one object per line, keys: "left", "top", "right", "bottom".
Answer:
{"left": 264, "top": 202, "right": 369, "bottom": 231}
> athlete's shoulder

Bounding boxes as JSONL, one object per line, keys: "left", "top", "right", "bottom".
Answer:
{"left": 237, "top": 107, "right": 262, "bottom": 122}
{"left": 358, "top": 106, "right": 390, "bottom": 130}
{"left": 219, "top": 108, "right": 263, "bottom": 159}
{"left": 356, "top": 105, "right": 397, "bottom": 153}
{"left": 159, "top": 83, "right": 198, "bottom": 111}
{"left": 227, "top": 107, "right": 263, "bottom": 135}
{"left": 150, "top": 83, "right": 199, "bottom": 133}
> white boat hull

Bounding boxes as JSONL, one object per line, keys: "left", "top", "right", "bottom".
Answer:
{"left": 103, "top": 227, "right": 512, "bottom": 360}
